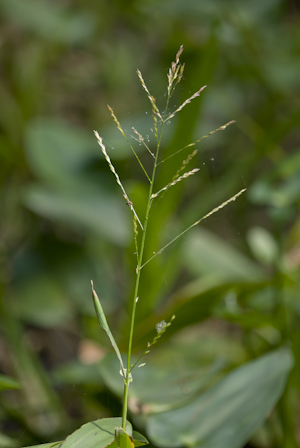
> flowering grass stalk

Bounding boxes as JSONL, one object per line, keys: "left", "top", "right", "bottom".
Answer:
{"left": 93, "top": 46, "right": 246, "bottom": 430}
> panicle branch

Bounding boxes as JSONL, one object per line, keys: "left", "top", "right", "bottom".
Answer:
{"left": 151, "top": 168, "right": 200, "bottom": 199}
{"left": 133, "top": 215, "right": 139, "bottom": 262}
{"left": 137, "top": 70, "right": 162, "bottom": 120}
{"left": 191, "top": 188, "right": 247, "bottom": 226}
{"left": 172, "top": 149, "right": 198, "bottom": 182}
{"left": 137, "top": 69, "right": 163, "bottom": 139}
{"left": 129, "top": 315, "right": 176, "bottom": 373}
{"left": 141, "top": 188, "right": 247, "bottom": 269}
{"left": 94, "top": 130, "right": 143, "bottom": 229}
{"left": 166, "top": 85, "right": 207, "bottom": 121}
{"left": 132, "top": 127, "right": 155, "bottom": 158}
{"left": 158, "top": 120, "right": 236, "bottom": 165}
{"left": 107, "top": 106, "right": 151, "bottom": 183}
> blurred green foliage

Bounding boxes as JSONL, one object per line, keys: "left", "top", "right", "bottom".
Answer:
{"left": 0, "top": 0, "right": 300, "bottom": 447}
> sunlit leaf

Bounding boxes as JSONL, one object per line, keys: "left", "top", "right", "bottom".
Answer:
{"left": 147, "top": 349, "right": 293, "bottom": 448}
{"left": 12, "top": 274, "right": 71, "bottom": 328}
{"left": 99, "top": 330, "right": 246, "bottom": 413}
{"left": 61, "top": 418, "right": 132, "bottom": 448}
{"left": 182, "top": 228, "right": 263, "bottom": 281}
{"left": 106, "top": 428, "right": 134, "bottom": 448}
{"left": 23, "top": 185, "right": 131, "bottom": 246}
{"left": 247, "top": 226, "right": 279, "bottom": 265}
{"left": 24, "top": 118, "right": 97, "bottom": 186}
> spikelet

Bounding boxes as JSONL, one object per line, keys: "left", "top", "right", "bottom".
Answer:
{"left": 191, "top": 188, "right": 247, "bottom": 227}
{"left": 172, "top": 149, "right": 198, "bottom": 182}
{"left": 137, "top": 69, "right": 162, "bottom": 138}
{"left": 167, "top": 45, "right": 185, "bottom": 95}
{"left": 107, "top": 105, "right": 126, "bottom": 137}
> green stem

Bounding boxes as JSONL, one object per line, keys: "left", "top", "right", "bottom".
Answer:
{"left": 121, "top": 97, "right": 170, "bottom": 429}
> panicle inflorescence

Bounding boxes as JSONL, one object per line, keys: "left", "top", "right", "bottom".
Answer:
{"left": 167, "top": 45, "right": 185, "bottom": 96}
{"left": 129, "top": 315, "right": 176, "bottom": 372}
{"left": 107, "top": 105, "right": 125, "bottom": 137}
{"left": 93, "top": 49, "right": 246, "bottom": 430}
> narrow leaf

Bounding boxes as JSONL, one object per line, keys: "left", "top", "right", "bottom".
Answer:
{"left": 91, "top": 281, "right": 126, "bottom": 379}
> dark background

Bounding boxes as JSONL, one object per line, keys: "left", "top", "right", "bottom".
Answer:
{"left": 0, "top": 1, "right": 300, "bottom": 447}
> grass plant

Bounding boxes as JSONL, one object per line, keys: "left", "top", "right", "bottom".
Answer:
{"left": 91, "top": 46, "right": 245, "bottom": 438}
{"left": 22, "top": 46, "right": 292, "bottom": 448}
{"left": 1, "top": 3, "right": 299, "bottom": 446}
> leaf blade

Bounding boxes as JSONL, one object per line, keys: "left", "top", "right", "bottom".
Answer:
{"left": 147, "top": 348, "right": 293, "bottom": 448}
{"left": 91, "top": 281, "right": 125, "bottom": 378}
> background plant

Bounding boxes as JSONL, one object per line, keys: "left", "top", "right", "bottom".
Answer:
{"left": 0, "top": 1, "right": 300, "bottom": 447}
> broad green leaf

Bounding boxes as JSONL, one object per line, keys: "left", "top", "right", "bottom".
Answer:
{"left": 116, "top": 428, "right": 134, "bottom": 448}
{"left": 182, "top": 228, "right": 263, "bottom": 281}
{"left": 61, "top": 418, "right": 132, "bottom": 448}
{"left": 101, "top": 428, "right": 149, "bottom": 448}
{"left": 99, "top": 331, "right": 246, "bottom": 413}
{"left": 132, "top": 431, "right": 149, "bottom": 447}
{"left": 91, "top": 283, "right": 125, "bottom": 378}
{"left": 100, "top": 354, "right": 225, "bottom": 414}
{"left": 23, "top": 184, "right": 131, "bottom": 246}
{"left": 106, "top": 428, "right": 134, "bottom": 448}
{"left": 52, "top": 360, "right": 102, "bottom": 386}
{"left": 0, "top": 373, "right": 20, "bottom": 391}
{"left": 147, "top": 348, "right": 293, "bottom": 448}
{"left": 248, "top": 149, "right": 300, "bottom": 208}
{"left": 23, "top": 443, "right": 62, "bottom": 448}
{"left": 247, "top": 226, "right": 279, "bottom": 265}
{"left": 24, "top": 118, "right": 97, "bottom": 185}
{"left": 130, "top": 277, "right": 267, "bottom": 349}
{"left": 12, "top": 274, "right": 71, "bottom": 328}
